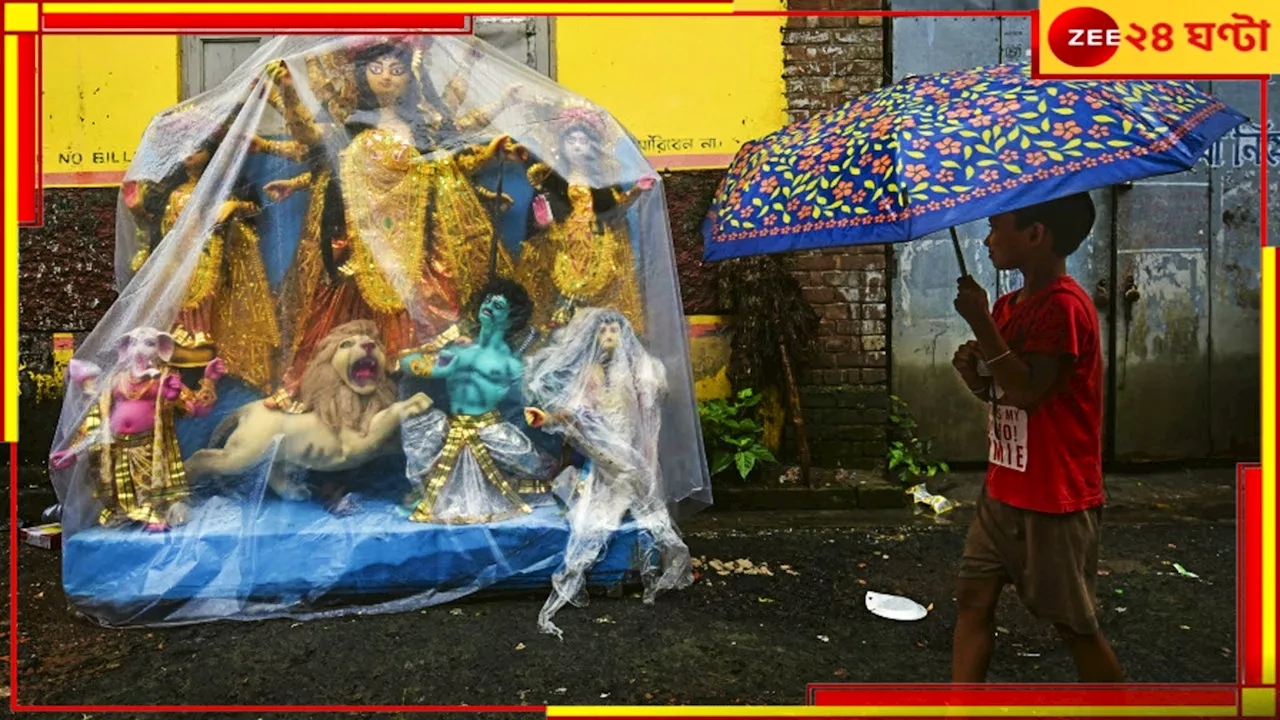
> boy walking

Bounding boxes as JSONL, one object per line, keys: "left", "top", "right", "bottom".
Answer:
{"left": 949, "top": 191, "right": 1125, "bottom": 683}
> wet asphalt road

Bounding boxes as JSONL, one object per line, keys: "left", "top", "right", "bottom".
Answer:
{"left": 7, "top": 513, "right": 1236, "bottom": 718}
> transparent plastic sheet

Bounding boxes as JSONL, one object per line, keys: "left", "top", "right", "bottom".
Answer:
{"left": 50, "top": 34, "right": 711, "bottom": 629}
{"left": 523, "top": 308, "right": 695, "bottom": 638}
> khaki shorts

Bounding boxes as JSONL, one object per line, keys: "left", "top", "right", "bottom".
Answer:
{"left": 958, "top": 490, "right": 1103, "bottom": 635}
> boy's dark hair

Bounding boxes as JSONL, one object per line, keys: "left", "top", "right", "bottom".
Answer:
{"left": 1011, "top": 191, "right": 1096, "bottom": 257}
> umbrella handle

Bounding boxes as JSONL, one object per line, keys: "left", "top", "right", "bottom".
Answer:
{"left": 949, "top": 226, "right": 969, "bottom": 278}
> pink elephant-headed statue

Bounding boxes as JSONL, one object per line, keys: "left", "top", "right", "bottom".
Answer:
{"left": 50, "top": 326, "right": 224, "bottom": 532}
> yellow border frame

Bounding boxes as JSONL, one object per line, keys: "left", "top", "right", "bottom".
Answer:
{"left": 4, "top": 33, "right": 20, "bottom": 442}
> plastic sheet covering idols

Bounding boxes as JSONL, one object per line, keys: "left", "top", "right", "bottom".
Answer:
{"left": 48, "top": 34, "right": 710, "bottom": 631}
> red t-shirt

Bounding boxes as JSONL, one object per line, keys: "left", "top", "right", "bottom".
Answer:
{"left": 984, "top": 275, "right": 1104, "bottom": 514}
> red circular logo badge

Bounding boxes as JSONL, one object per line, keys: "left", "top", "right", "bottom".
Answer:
{"left": 1048, "top": 6, "right": 1121, "bottom": 68}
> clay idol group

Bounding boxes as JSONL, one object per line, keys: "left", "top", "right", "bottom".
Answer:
{"left": 49, "top": 35, "right": 693, "bottom": 634}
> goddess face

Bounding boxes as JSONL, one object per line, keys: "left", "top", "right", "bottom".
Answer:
{"left": 596, "top": 321, "right": 622, "bottom": 353}
{"left": 562, "top": 129, "right": 594, "bottom": 167}
{"left": 365, "top": 53, "right": 411, "bottom": 107}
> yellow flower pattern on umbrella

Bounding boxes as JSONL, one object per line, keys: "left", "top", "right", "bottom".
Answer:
{"left": 703, "top": 62, "right": 1247, "bottom": 261}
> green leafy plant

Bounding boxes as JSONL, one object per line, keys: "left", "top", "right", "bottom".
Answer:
{"left": 712, "top": 248, "right": 820, "bottom": 486}
{"left": 887, "top": 394, "right": 950, "bottom": 485}
{"left": 699, "top": 388, "right": 777, "bottom": 481}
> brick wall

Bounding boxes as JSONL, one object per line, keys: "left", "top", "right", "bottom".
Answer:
{"left": 665, "top": 170, "right": 729, "bottom": 315}
{"left": 783, "top": 0, "right": 887, "bottom": 125}
{"left": 784, "top": 0, "right": 892, "bottom": 468}
{"left": 17, "top": 188, "right": 120, "bottom": 464}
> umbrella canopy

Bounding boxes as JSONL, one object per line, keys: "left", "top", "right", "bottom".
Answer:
{"left": 702, "top": 62, "right": 1247, "bottom": 263}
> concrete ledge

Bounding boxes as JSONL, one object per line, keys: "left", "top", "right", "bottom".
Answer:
{"left": 857, "top": 480, "right": 912, "bottom": 509}
{"left": 712, "top": 481, "right": 910, "bottom": 511}
{"left": 712, "top": 487, "right": 861, "bottom": 511}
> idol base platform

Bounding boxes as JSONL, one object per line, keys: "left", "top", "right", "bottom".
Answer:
{"left": 63, "top": 495, "right": 653, "bottom": 621}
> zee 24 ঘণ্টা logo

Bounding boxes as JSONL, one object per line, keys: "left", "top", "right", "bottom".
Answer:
{"left": 1047, "top": 6, "right": 1271, "bottom": 68}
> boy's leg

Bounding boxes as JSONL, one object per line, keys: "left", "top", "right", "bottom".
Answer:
{"left": 953, "top": 576, "right": 1004, "bottom": 682}
{"left": 1054, "top": 623, "right": 1125, "bottom": 682}
{"left": 1017, "top": 506, "right": 1125, "bottom": 682}
{"left": 953, "top": 492, "right": 1013, "bottom": 683}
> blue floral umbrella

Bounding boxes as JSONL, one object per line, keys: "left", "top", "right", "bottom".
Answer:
{"left": 702, "top": 62, "right": 1247, "bottom": 270}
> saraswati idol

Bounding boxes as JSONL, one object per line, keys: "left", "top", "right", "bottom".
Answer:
{"left": 514, "top": 99, "right": 657, "bottom": 334}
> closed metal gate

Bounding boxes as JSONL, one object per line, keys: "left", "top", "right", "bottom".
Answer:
{"left": 887, "top": 5, "right": 1267, "bottom": 462}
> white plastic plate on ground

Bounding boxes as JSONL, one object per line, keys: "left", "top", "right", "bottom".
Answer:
{"left": 865, "top": 591, "right": 928, "bottom": 621}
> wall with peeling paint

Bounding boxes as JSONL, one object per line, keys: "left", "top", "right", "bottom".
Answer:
{"left": 1203, "top": 80, "right": 1269, "bottom": 460}
{"left": 888, "top": 14, "right": 1268, "bottom": 464}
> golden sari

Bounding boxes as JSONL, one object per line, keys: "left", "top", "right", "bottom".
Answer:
{"left": 516, "top": 166, "right": 644, "bottom": 334}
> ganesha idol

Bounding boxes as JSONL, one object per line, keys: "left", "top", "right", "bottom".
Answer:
{"left": 51, "top": 327, "right": 225, "bottom": 532}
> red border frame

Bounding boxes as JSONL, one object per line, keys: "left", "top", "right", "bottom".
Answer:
{"left": 17, "top": 32, "right": 39, "bottom": 225}
{"left": 1242, "top": 464, "right": 1264, "bottom": 685}
{"left": 7, "top": 4, "right": 1275, "bottom": 715}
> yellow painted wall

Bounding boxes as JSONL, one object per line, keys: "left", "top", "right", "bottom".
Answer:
{"left": 41, "top": 35, "right": 179, "bottom": 185}
{"left": 40, "top": 12, "right": 787, "bottom": 186}
{"left": 555, "top": 3, "right": 787, "bottom": 170}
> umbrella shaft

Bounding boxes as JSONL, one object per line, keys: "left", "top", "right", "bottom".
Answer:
{"left": 949, "top": 226, "right": 968, "bottom": 277}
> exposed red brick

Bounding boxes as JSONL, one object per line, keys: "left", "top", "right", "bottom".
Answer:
{"left": 838, "top": 254, "right": 879, "bottom": 270}
{"left": 785, "top": 44, "right": 821, "bottom": 62}
{"left": 823, "top": 336, "right": 855, "bottom": 353}
{"left": 795, "top": 253, "right": 837, "bottom": 271}
{"left": 832, "top": 58, "right": 884, "bottom": 78}
{"left": 836, "top": 352, "right": 866, "bottom": 368}
{"left": 802, "top": 287, "right": 838, "bottom": 304}
{"left": 822, "top": 304, "right": 851, "bottom": 320}
{"left": 836, "top": 284, "right": 862, "bottom": 303}
{"left": 821, "top": 270, "right": 851, "bottom": 287}
{"left": 834, "top": 28, "right": 882, "bottom": 45}
{"left": 783, "top": 61, "right": 834, "bottom": 78}
{"left": 784, "top": 29, "right": 834, "bottom": 45}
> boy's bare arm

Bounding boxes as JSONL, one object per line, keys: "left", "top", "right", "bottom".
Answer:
{"left": 1002, "top": 352, "right": 1073, "bottom": 409}
{"left": 952, "top": 340, "right": 992, "bottom": 400}
{"left": 967, "top": 309, "right": 1072, "bottom": 408}
{"left": 954, "top": 276, "right": 1079, "bottom": 408}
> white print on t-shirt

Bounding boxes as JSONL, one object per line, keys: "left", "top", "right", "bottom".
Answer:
{"left": 988, "top": 401, "right": 1028, "bottom": 472}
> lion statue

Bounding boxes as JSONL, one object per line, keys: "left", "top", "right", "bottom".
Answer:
{"left": 185, "top": 320, "right": 433, "bottom": 504}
